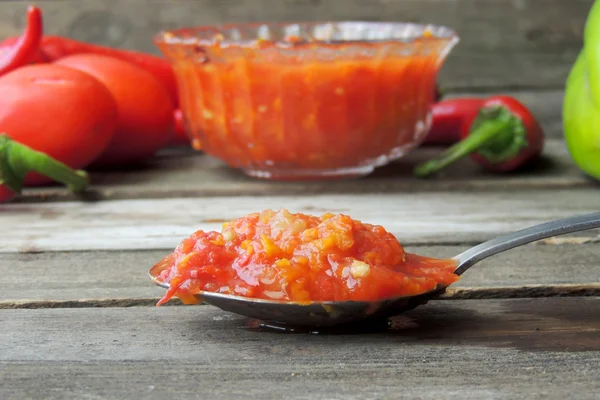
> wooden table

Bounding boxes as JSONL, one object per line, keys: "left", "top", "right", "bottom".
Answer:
{"left": 1, "top": 137, "right": 599, "bottom": 399}
{"left": 1, "top": 0, "right": 599, "bottom": 399}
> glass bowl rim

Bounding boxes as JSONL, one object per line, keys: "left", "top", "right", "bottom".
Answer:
{"left": 154, "top": 21, "right": 459, "bottom": 47}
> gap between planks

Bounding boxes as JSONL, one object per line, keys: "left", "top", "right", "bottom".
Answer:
{"left": 3, "top": 243, "right": 599, "bottom": 303}
{"left": 1, "top": 284, "right": 600, "bottom": 310}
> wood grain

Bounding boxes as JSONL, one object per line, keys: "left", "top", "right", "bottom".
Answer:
{"left": 1, "top": 187, "right": 599, "bottom": 253}
{"left": 16, "top": 139, "right": 595, "bottom": 203}
{"left": 0, "top": 0, "right": 591, "bottom": 90}
{"left": 1, "top": 243, "right": 599, "bottom": 304}
{"left": 0, "top": 1, "right": 595, "bottom": 391}
{"left": 0, "top": 298, "right": 599, "bottom": 399}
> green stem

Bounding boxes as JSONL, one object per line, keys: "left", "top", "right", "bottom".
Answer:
{"left": 0, "top": 134, "right": 89, "bottom": 193}
{"left": 414, "top": 107, "right": 514, "bottom": 178}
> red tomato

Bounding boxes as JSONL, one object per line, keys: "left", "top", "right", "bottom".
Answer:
{"left": 171, "top": 108, "right": 191, "bottom": 146}
{"left": 0, "top": 64, "right": 118, "bottom": 185}
{"left": 55, "top": 54, "right": 175, "bottom": 167}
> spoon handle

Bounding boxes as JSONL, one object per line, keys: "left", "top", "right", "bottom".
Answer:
{"left": 453, "top": 212, "right": 600, "bottom": 276}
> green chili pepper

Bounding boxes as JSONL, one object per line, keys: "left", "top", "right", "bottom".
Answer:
{"left": 0, "top": 134, "right": 89, "bottom": 202}
{"left": 563, "top": 0, "right": 600, "bottom": 180}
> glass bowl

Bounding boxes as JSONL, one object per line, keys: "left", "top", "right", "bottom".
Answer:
{"left": 155, "top": 22, "right": 459, "bottom": 180}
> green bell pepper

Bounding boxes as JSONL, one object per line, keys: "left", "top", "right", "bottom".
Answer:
{"left": 563, "top": 0, "right": 600, "bottom": 179}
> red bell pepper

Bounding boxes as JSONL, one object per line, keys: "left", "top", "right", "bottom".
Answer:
{"left": 422, "top": 97, "right": 484, "bottom": 146}
{"left": 414, "top": 95, "right": 544, "bottom": 177}
{"left": 41, "top": 36, "right": 178, "bottom": 106}
{"left": 0, "top": 134, "right": 89, "bottom": 203}
{"left": 0, "top": 6, "right": 44, "bottom": 76}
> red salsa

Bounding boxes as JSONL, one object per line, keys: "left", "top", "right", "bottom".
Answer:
{"left": 153, "top": 209, "right": 459, "bottom": 305}
{"left": 156, "top": 32, "right": 451, "bottom": 177}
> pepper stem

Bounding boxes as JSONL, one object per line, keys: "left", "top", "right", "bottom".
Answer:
{"left": 414, "top": 105, "right": 525, "bottom": 178}
{"left": 0, "top": 134, "right": 89, "bottom": 193}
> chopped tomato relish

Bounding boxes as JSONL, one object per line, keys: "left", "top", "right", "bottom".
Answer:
{"left": 154, "top": 209, "right": 459, "bottom": 305}
{"left": 156, "top": 35, "right": 451, "bottom": 178}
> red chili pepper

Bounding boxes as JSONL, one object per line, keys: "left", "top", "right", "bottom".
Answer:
{"left": 0, "top": 185, "right": 17, "bottom": 202}
{"left": 41, "top": 36, "right": 178, "bottom": 106}
{"left": 422, "top": 97, "right": 484, "bottom": 146}
{"left": 0, "top": 133, "right": 89, "bottom": 203}
{"left": 0, "top": 6, "right": 44, "bottom": 76}
{"left": 414, "top": 95, "right": 544, "bottom": 177}
{"left": 0, "top": 36, "right": 48, "bottom": 64}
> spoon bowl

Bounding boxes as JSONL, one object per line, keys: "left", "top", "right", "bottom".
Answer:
{"left": 150, "top": 212, "right": 600, "bottom": 327}
{"left": 150, "top": 262, "right": 446, "bottom": 326}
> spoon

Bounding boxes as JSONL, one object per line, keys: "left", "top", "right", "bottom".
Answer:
{"left": 149, "top": 212, "right": 600, "bottom": 327}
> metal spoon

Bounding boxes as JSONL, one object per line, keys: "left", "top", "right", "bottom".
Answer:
{"left": 149, "top": 212, "right": 600, "bottom": 327}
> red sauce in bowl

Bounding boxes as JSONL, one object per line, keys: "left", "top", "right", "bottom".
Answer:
{"left": 156, "top": 23, "right": 458, "bottom": 179}
{"left": 153, "top": 209, "right": 459, "bottom": 305}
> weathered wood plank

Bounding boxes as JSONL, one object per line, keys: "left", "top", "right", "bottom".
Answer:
{"left": 2, "top": 360, "right": 597, "bottom": 400}
{"left": 17, "top": 139, "right": 595, "bottom": 203}
{"left": 0, "top": 299, "right": 599, "bottom": 399}
{"left": 1, "top": 244, "right": 599, "bottom": 304}
{"left": 6, "top": 284, "right": 600, "bottom": 309}
{"left": 0, "top": 0, "right": 591, "bottom": 90}
{"left": 1, "top": 188, "right": 599, "bottom": 253}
